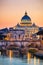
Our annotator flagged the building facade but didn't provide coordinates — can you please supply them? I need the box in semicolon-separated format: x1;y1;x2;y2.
14;12;39;35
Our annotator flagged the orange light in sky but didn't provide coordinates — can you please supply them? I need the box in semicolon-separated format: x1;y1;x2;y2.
0;0;43;29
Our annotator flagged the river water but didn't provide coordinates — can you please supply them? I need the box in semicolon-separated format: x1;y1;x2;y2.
0;52;43;65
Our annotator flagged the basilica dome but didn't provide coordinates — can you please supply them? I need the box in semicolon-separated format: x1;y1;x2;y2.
20;12;32;26
21;12;31;21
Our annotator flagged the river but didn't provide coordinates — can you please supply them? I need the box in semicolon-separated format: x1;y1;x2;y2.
0;51;43;65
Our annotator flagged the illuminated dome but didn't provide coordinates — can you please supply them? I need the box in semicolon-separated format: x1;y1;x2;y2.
21;12;31;21
20;11;32;26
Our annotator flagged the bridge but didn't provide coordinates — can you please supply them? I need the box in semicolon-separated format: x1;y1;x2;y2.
0;40;32;42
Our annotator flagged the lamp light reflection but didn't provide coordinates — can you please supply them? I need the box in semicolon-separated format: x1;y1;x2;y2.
27;52;31;64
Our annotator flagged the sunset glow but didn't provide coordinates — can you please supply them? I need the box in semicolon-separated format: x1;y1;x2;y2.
0;0;43;29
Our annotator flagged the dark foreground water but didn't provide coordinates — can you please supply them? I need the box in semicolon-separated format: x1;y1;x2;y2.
0;52;43;65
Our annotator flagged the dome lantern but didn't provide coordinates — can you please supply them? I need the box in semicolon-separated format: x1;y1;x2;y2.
25;11;27;15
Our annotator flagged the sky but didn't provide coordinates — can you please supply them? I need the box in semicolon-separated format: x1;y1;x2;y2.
0;0;43;29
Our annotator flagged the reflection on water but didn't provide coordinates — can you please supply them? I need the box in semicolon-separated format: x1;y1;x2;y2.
38;59;40;65
34;57;40;65
9;50;13;57
34;57;36;65
9;50;13;60
0;50;43;65
27;52;31;64
0;52;1;55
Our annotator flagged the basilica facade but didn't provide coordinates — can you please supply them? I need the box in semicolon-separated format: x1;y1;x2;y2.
15;12;39;35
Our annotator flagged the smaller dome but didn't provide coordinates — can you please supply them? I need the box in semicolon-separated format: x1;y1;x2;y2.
16;23;20;27
21;12;31;21
32;23;37;27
